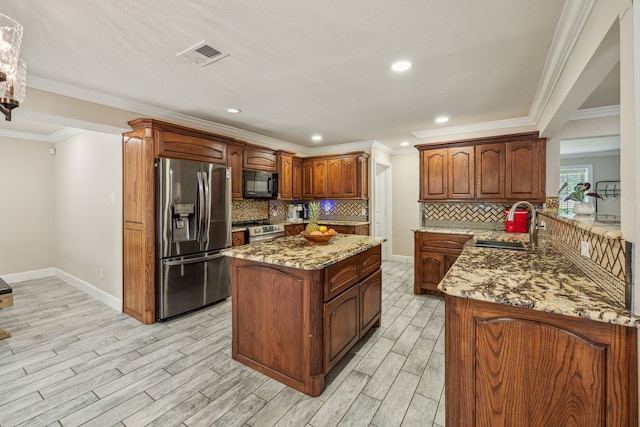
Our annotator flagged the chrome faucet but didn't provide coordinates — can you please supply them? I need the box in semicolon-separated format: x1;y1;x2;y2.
507;201;538;250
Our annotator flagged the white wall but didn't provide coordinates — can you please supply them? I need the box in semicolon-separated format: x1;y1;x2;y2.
390;152;419;258
0;138;55;275
54;131;123;303
560;154;620;183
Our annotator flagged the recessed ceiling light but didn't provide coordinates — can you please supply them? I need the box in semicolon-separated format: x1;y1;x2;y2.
400;141;410;147
312;134;322;142
391;60;412;72
435;116;449;123
226;108;241;114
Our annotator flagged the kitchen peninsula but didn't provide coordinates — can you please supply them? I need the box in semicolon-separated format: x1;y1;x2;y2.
439;228;639;426
222;234;385;396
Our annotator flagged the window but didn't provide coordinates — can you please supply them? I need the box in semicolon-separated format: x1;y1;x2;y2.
559;164;592;214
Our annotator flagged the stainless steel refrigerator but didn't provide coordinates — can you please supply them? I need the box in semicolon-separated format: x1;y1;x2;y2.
155;157;232;320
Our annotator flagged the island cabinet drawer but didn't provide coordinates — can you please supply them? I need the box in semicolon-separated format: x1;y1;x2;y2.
360;246;381;278
417;232;471;252
324;256;360;301
324;246;382;301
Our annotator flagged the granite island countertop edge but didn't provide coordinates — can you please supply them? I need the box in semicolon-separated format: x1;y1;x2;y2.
222;234;386;270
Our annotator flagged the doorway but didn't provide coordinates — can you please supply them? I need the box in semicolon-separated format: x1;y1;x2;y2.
373;159;391;260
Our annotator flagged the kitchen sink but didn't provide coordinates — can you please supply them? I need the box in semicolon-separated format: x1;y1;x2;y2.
473;239;527;251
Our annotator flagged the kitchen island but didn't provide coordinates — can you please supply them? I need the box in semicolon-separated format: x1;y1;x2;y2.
439;233;639;426
222;234;385;396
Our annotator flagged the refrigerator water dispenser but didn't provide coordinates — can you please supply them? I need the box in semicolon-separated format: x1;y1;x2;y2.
173;203;195;241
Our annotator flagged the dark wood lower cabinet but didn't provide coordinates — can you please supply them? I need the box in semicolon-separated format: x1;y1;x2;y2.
445;295;638;426
231;230;246;246
414;231;471;295
231;245;382;396
326;224;369;235
284;223;305;236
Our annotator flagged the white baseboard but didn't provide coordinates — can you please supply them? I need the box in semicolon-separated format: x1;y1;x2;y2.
1;268;56;284
55;269;122;313
389;255;414;264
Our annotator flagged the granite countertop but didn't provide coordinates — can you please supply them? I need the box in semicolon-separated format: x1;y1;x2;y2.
436;233;640;328
222;234;385;270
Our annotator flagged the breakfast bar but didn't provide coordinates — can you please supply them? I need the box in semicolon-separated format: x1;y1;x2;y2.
222;234;385;396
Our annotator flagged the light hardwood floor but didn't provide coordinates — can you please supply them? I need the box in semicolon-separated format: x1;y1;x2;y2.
0;261;446;427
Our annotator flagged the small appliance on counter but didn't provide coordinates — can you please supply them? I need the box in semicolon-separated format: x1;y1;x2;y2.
286;204;306;222
505;208;528;233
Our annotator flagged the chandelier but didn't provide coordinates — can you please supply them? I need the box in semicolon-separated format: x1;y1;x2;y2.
0;13;26;121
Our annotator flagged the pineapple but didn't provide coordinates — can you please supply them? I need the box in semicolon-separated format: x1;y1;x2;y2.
305;202;321;233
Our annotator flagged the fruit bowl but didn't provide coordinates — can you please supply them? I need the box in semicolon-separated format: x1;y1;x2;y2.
300;231;337;245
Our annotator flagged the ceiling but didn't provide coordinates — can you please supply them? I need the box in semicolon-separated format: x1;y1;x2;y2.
0;1;620;149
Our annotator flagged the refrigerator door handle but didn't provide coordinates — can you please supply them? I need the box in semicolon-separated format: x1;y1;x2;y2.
162;253;225;267
196;171;205;242
203;170;211;248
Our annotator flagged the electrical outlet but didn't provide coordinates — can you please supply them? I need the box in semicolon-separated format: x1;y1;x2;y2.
99;268;104;279
110;193;116;204
580;241;590;257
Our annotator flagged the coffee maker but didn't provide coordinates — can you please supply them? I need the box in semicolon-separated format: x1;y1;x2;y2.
287;204;305;222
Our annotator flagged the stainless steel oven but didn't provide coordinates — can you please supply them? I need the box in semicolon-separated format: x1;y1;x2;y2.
247;224;285;243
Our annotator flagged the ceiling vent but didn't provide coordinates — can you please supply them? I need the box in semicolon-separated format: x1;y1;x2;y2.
177;41;229;67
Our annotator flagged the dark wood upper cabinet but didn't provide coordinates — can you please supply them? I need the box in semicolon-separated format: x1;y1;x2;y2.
420;148;448;200
327;159;342;198
155;130;228;164
341;157;358;198
506;139;545;200
447;146;474;199
302;161;314;199
417;132;545;202
476;143;506;200
277;151;295;200
227;142;244;201
243;146;277;172
292;157;303;199
313;160;328;198
302;152;369;200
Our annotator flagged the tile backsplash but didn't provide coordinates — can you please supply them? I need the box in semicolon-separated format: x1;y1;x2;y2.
538;211;631;309
232;200;269;223
233;199;368;223
422;202;542;230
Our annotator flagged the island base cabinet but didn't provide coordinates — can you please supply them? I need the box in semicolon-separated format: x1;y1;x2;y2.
445;295;638;427
232;260;325;396
324;285;359;372
230;245;382;397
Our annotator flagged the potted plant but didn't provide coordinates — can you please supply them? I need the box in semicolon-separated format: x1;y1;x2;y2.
559;182;604;215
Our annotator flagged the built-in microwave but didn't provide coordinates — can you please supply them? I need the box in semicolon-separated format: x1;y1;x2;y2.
242;170;278;199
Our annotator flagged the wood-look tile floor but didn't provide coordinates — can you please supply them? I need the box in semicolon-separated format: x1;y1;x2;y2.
0;261;446;427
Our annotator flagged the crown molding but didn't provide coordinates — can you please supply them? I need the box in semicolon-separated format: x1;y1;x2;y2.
528;0;597;122
27;76;312;151
0;125;85;142
411;116;536;139
569;105;620;120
